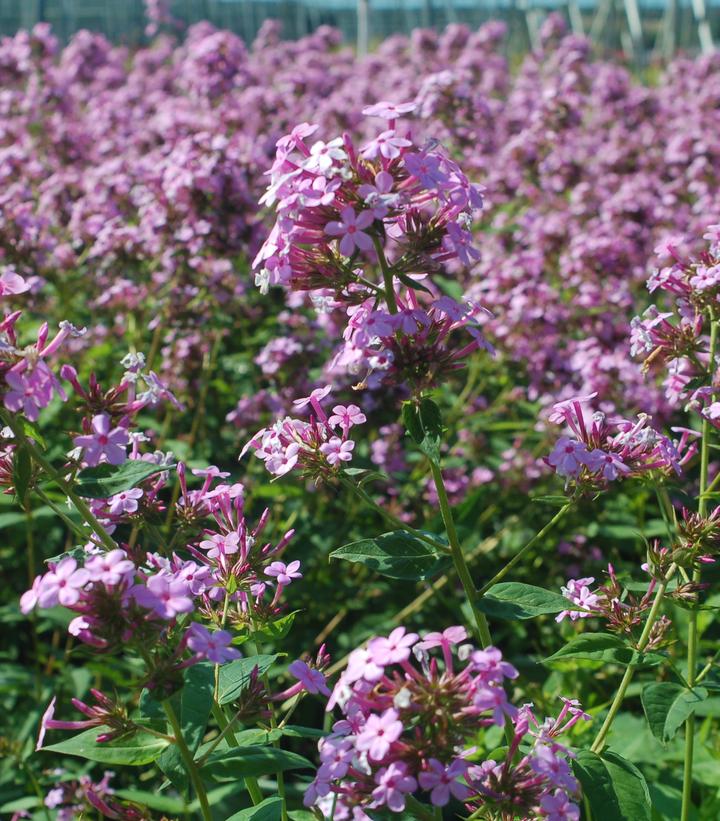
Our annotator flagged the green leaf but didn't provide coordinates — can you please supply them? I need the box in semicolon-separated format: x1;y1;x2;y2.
342;467;389;486
477;583;572;620
157;663;215;791
75;460;174;498
641;682;708;742
218;655;279;705
544;633;665;666
113;790;186;814
201;746;312;780
41;728;169;765
572;749;651;821
402;398;443;463
329;529;449;581
12;445;32;505
251;611;298;642
225;797;284;821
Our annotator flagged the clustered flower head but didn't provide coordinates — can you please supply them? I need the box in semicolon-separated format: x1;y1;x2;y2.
304;625;586;818
241;385;365;478
546;392;692;492
39;769;149;821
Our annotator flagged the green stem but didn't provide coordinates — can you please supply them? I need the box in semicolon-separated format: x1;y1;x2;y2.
681;309;717;821
476;503;573;598
429;461;492;648
163;701;212;821
2;412;118;552
372;236;397;314
590;565;676;753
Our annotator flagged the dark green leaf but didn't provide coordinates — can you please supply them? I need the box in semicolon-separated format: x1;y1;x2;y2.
201;746;312;780
572;749;651;821
477;583;572;620
330;529;449;581
641;682;708;742
75;460;174;499
544;633;665;666
225;797;284;821
41;728;169;765
113;790;186;814
218;655;279;705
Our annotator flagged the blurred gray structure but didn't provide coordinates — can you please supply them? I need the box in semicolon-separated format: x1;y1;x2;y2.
0;0;716;60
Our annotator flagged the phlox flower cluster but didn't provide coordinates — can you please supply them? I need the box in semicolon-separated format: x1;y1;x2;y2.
304;626;586;819
242;385;365;478
546;391;692;491
37;769;148;821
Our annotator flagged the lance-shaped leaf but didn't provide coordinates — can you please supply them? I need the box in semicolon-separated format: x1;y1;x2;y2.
477;583;573;620
75;460;174;498
41;727;169;765
330;530;449;581
641;681;708;742
572;749;651;821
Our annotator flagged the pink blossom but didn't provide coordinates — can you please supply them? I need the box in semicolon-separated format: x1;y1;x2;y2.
38;558;90;608
325;207;375;256
368;626;419;665
360;130;412;160
361;101;417;119
84;549;135;585
73;414;128;466
418;758;472;806
107;487;143;516
356;708;403;760
265;560;302;586
328;404;367;432
199;531;240;559
320;437;355;466
289;659;331;696
371;762;417;811
132;573;194;619
186;623;241;663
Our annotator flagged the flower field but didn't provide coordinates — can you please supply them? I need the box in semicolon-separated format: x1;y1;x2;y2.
2;10;720;820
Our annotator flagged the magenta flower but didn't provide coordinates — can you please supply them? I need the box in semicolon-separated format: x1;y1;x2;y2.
288;659;331;696
186;623;240;663
73;414;128;466
199;531;240;559
318;736;355;780
371;762;417;811
265;560;302;586
356;708;403;761
132;573;194;619
0;268;30;296
418;758;472;806
547;436;588;478
38;558;90;608
319;437;355;466
361;130;412;160
469;646;519;682
540;789;581;821
344;647;384;684
367;626;418;665
361;101;416;119
325;207;374;256
585;449;630;481
328;404;367;432
85;549;135;586
107;487;143;516
473;684;518;726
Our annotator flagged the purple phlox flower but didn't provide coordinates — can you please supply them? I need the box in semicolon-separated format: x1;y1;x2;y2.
199;531;240;559
469;646;518;682
107;487;143;516
320;436;355;466
371;761;417;811
305;137;347;172
356;707;403;761
584;449;630;481
185;623;240;663
318;735;355;780
345;646;384;684
289;659;331;696
0;268;30;296
531;744;578;792
325;207;375;256
73;414;128;466
38;557;90;608
84;549;135;586
132;572;194;619
539;790;581;821
361;130;412;160
444;221;481;266
403;152;449;189
547;436;589;478
418;758;472;806
265;559;302;586
361;101;417;119
473;683;518;726
556;577;600;622
367;626;419;665
328;404;367;432
358;171;397;218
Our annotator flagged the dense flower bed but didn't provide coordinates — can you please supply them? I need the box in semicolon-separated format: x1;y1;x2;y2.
2;9;720;821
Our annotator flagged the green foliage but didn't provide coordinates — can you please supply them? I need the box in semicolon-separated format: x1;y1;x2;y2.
74;460;174;498
330;530;450;580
